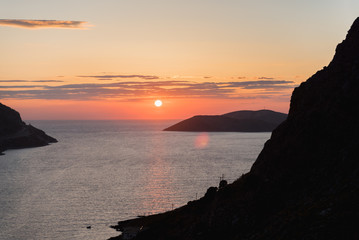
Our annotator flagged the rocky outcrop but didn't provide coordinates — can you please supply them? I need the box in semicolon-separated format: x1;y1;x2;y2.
0;103;57;154
110;17;359;240
163;110;287;132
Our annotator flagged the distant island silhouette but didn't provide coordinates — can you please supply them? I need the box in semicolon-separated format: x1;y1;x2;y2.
110;17;359;240
164;110;287;132
0;103;57;154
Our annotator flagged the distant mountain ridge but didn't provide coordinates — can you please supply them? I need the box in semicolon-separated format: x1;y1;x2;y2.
163;110;287;132
0;102;57;154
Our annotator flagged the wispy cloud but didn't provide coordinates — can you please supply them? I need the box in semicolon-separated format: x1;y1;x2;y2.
258;77;275;80
0;19;89;29
223;80;294;90
0;79;297;101
171;75;211;79
32;80;65;83
0;85;44;89
0;80;63;83
78;75;160;80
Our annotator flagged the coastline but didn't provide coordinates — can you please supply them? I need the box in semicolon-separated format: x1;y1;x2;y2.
108;17;359;240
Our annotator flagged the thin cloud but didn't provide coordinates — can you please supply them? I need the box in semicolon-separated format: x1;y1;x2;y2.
258;77;275;80
0;19;89;29
0;80;28;83
0;85;43;89
0;80;64;83
32;80;64;83
0;80;297;100
79;75;160;80
223;80;295;89
171;75;205;79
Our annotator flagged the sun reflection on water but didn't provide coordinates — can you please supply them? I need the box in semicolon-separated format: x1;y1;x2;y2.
195;132;209;149
142;157;175;215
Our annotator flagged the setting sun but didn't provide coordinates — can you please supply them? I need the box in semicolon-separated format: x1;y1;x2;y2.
154;100;163;107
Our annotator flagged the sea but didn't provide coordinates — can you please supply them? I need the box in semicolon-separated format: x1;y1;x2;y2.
0;120;270;240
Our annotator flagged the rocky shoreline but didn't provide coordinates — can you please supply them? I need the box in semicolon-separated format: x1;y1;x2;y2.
0;103;57;155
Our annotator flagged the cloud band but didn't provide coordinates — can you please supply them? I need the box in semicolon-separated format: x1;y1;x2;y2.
0;19;88;29
0;79;296;101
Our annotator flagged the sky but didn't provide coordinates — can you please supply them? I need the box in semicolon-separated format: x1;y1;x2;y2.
1;0;359;120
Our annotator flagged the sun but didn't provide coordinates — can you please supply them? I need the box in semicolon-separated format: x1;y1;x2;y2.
154;99;162;107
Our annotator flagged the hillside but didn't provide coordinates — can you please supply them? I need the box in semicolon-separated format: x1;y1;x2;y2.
110;17;359;240
0;103;57;154
163;110;287;132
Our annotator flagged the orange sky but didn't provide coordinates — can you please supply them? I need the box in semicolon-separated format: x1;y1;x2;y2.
1;1;358;120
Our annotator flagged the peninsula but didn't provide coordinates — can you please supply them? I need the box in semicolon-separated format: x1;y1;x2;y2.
163;110;287;132
0;103;57;154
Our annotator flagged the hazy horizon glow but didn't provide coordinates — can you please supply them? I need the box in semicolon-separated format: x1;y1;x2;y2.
1;1;359;120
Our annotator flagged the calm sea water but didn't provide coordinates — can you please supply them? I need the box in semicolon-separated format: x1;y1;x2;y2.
0;120;270;240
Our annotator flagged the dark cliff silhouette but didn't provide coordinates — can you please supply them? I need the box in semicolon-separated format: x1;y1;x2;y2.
0;103;57;154
163;110;287;132
110;17;359;240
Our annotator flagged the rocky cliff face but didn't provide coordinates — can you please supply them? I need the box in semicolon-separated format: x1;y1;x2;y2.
110;17;359;240
0;103;24;135
0;103;57;154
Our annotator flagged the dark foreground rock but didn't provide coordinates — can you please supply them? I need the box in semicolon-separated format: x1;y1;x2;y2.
0;103;57;154
110;17;359;240
163;110;287;132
